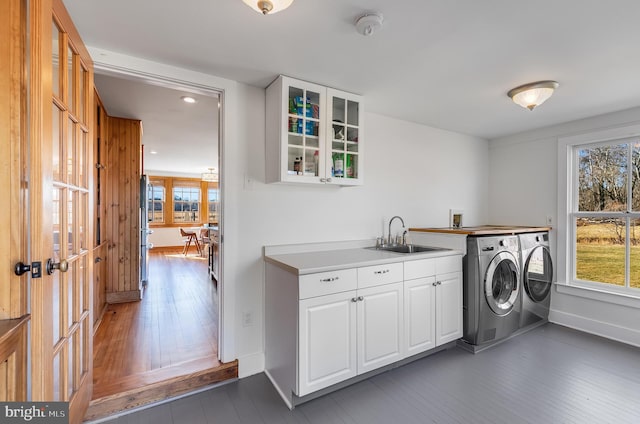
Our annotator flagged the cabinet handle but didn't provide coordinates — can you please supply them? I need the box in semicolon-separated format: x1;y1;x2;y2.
320;178;326;182
351;297;358;302
358;296;364;301
432;282;438;286
374;269;390;274
320;276;339;282
436;281;442;286
325;177;332;183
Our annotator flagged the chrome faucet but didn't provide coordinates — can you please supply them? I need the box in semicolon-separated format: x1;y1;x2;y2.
388;216;406;245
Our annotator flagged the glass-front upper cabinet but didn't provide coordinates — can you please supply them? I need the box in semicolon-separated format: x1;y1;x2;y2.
266;75;363;186
326;88;363;185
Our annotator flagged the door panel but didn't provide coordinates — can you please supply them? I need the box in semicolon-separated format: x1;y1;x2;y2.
357;282;403;374
436;272;463;345
0;0;28;402
298;291;357;396
29;1;94;421
404;277;436;356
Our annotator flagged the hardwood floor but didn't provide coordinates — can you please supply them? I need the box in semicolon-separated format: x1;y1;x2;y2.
86;251;237;421
94;323;639;424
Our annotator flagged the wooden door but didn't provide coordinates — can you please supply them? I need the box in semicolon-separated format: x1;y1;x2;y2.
0;0;29;402
29;1;94;422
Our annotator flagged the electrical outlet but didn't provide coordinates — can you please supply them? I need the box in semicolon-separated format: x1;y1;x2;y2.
546;215;553;225
242;311;254;327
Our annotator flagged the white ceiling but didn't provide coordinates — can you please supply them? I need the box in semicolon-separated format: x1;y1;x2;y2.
94;74;219;177
65;0;640;143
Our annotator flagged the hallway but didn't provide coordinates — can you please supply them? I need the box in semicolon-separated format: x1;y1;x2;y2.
87;250;236;421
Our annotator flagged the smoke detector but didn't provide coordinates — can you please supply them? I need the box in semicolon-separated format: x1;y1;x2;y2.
355;13;384;36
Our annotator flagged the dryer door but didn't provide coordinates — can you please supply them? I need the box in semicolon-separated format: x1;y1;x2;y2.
523;246;553;302
484;251;519;315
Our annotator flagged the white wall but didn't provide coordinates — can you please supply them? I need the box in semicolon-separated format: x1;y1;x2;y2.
89;47;490;377
489;106;640;347
149;227;204;248
234;90;489;375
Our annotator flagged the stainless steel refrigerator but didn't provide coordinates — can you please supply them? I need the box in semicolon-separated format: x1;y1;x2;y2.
140;175;153;286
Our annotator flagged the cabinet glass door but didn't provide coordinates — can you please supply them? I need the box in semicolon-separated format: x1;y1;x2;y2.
328;90;361;184
287;85;321;177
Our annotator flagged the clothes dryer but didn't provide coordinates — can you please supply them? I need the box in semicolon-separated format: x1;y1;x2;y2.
462;235;521;350
518;232;553;329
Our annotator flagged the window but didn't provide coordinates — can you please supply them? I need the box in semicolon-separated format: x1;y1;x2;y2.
571;139;640;291
148;184;165;224
146;176;213;227
207;188;219;224
173;186;201;223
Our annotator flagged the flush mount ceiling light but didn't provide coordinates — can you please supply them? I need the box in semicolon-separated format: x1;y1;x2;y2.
355;12;384;36
181;96;197;104
242;0;293;15
201;168;218;182
507;80;559;111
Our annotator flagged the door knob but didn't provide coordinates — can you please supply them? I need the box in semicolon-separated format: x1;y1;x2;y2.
14;262;31;276
47;258;69;275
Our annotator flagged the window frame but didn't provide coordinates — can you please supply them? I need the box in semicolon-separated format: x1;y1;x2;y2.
558;123;640;300
172;184;201;224
207;187;219;224
146;176;217;228
147;182;166;224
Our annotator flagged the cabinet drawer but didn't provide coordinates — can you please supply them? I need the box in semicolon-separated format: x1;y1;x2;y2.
436;255;462;274
299;268;358;299
357;262;403;289
404;258;436;281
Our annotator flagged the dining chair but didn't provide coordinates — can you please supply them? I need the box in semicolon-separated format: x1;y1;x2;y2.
180;228;201;255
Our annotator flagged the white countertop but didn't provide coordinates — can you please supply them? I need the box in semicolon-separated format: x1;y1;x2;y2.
264;247;462;275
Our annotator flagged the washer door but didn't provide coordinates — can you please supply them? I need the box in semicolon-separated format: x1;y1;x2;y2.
484;251;519;315
523;246;553;302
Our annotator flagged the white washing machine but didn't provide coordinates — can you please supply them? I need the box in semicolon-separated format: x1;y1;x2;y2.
461;235;521;352
518;232;553;330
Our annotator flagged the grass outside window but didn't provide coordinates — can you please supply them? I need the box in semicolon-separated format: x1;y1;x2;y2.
576;222;640;289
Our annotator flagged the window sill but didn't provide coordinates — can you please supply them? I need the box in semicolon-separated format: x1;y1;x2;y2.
555;281;640;309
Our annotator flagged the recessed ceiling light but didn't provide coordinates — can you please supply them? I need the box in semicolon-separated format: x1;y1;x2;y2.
181;96;197;104
150;150;158;155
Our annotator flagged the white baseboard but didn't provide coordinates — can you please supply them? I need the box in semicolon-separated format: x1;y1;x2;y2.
550;309;640;348
238;351;265;378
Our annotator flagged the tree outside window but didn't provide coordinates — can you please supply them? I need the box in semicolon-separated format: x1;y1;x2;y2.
574;140;640;289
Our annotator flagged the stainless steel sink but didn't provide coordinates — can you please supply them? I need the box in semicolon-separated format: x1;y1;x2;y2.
367;244;450;254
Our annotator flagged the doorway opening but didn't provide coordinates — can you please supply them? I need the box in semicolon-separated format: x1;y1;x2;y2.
85;70;233;421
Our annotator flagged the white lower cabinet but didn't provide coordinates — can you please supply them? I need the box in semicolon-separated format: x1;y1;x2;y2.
264;253;461;408
357;282;404;374
404;276;437;356
403;256;462;357
435;271;463;345
298;270;403;396
298;291;357;396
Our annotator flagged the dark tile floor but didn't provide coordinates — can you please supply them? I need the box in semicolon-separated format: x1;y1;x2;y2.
93;324;640;424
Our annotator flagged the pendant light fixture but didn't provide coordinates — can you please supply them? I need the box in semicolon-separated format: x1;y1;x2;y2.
201;168;218;182
242;0;294;15
507;80;559;111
